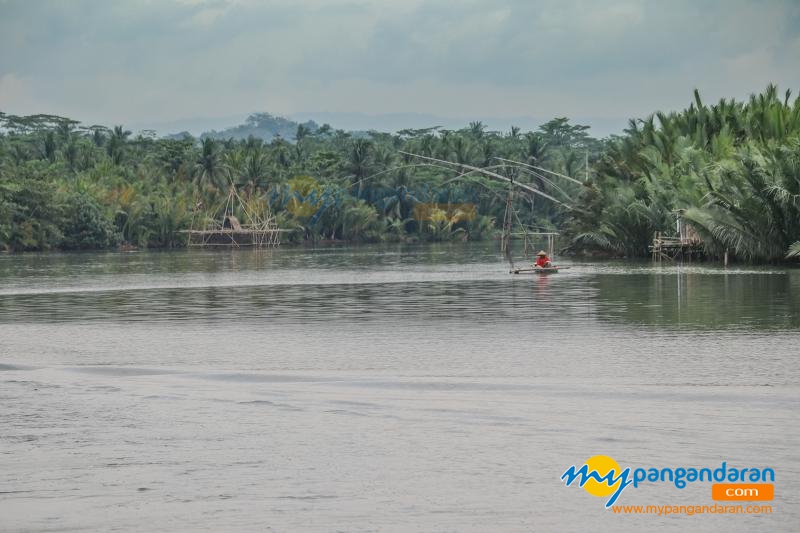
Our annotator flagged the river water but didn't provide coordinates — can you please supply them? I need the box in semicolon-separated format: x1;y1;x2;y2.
1;243;798;532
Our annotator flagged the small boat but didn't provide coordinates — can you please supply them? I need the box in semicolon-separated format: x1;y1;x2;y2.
510;266;562;274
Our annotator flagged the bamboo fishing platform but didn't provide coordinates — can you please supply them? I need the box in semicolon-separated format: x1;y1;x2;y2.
650;233;704;261
184;186;286;248
184;217;285;247
650;214;706;261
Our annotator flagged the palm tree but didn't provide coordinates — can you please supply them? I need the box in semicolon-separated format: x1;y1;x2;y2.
107;125;131;165
87;126;108;147
340;200;380;241
346;139;372;196
223;149;246;187
194;138;222;189
452;135;474;168
240;149;270;194
468;121;486;139
523;132;548;165
573;85;800;261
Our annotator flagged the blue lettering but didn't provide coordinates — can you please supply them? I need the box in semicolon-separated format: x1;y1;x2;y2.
713;462;727;482
674;468;687;488
561;464;633;508
633;468;646;487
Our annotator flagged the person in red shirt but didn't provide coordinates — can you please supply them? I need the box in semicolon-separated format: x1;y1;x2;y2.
534;250;552;268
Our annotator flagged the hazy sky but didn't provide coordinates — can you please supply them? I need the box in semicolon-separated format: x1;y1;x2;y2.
1;0;799;134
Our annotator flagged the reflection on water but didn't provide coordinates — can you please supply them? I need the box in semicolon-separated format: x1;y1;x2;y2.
1;245;797;331
1;244;798;532
594;270;800;330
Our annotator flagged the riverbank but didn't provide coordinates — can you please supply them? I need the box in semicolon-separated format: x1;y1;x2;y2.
4;86;798;262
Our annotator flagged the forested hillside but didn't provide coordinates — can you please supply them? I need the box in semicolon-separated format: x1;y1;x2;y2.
200;113;320;142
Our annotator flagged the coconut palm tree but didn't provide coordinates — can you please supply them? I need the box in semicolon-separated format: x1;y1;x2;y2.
346;139;373;196
240;149;271;194
194;138;223;189
107;126;131;165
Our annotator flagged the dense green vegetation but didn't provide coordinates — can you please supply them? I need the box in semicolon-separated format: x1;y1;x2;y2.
570;84;800;262
1;85;798;262
0;111;599;251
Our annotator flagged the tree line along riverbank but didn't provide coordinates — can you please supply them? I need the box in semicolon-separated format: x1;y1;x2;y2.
1;85;798;263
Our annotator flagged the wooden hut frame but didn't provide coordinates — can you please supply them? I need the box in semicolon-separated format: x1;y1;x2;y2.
185;186;282;248
650;211;704;261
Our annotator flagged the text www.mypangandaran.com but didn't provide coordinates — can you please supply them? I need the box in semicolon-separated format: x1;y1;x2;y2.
612;504;772;515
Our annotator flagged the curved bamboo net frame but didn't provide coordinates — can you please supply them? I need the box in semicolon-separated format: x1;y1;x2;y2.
186;186;281;248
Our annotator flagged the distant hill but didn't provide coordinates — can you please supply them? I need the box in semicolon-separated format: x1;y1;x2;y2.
156;111;624;142
199;113;319;142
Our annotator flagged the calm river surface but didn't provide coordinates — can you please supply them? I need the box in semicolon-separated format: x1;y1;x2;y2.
1;243;798;532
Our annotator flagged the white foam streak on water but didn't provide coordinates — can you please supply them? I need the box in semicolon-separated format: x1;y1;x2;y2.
1;245;799;532
0;263;788;298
